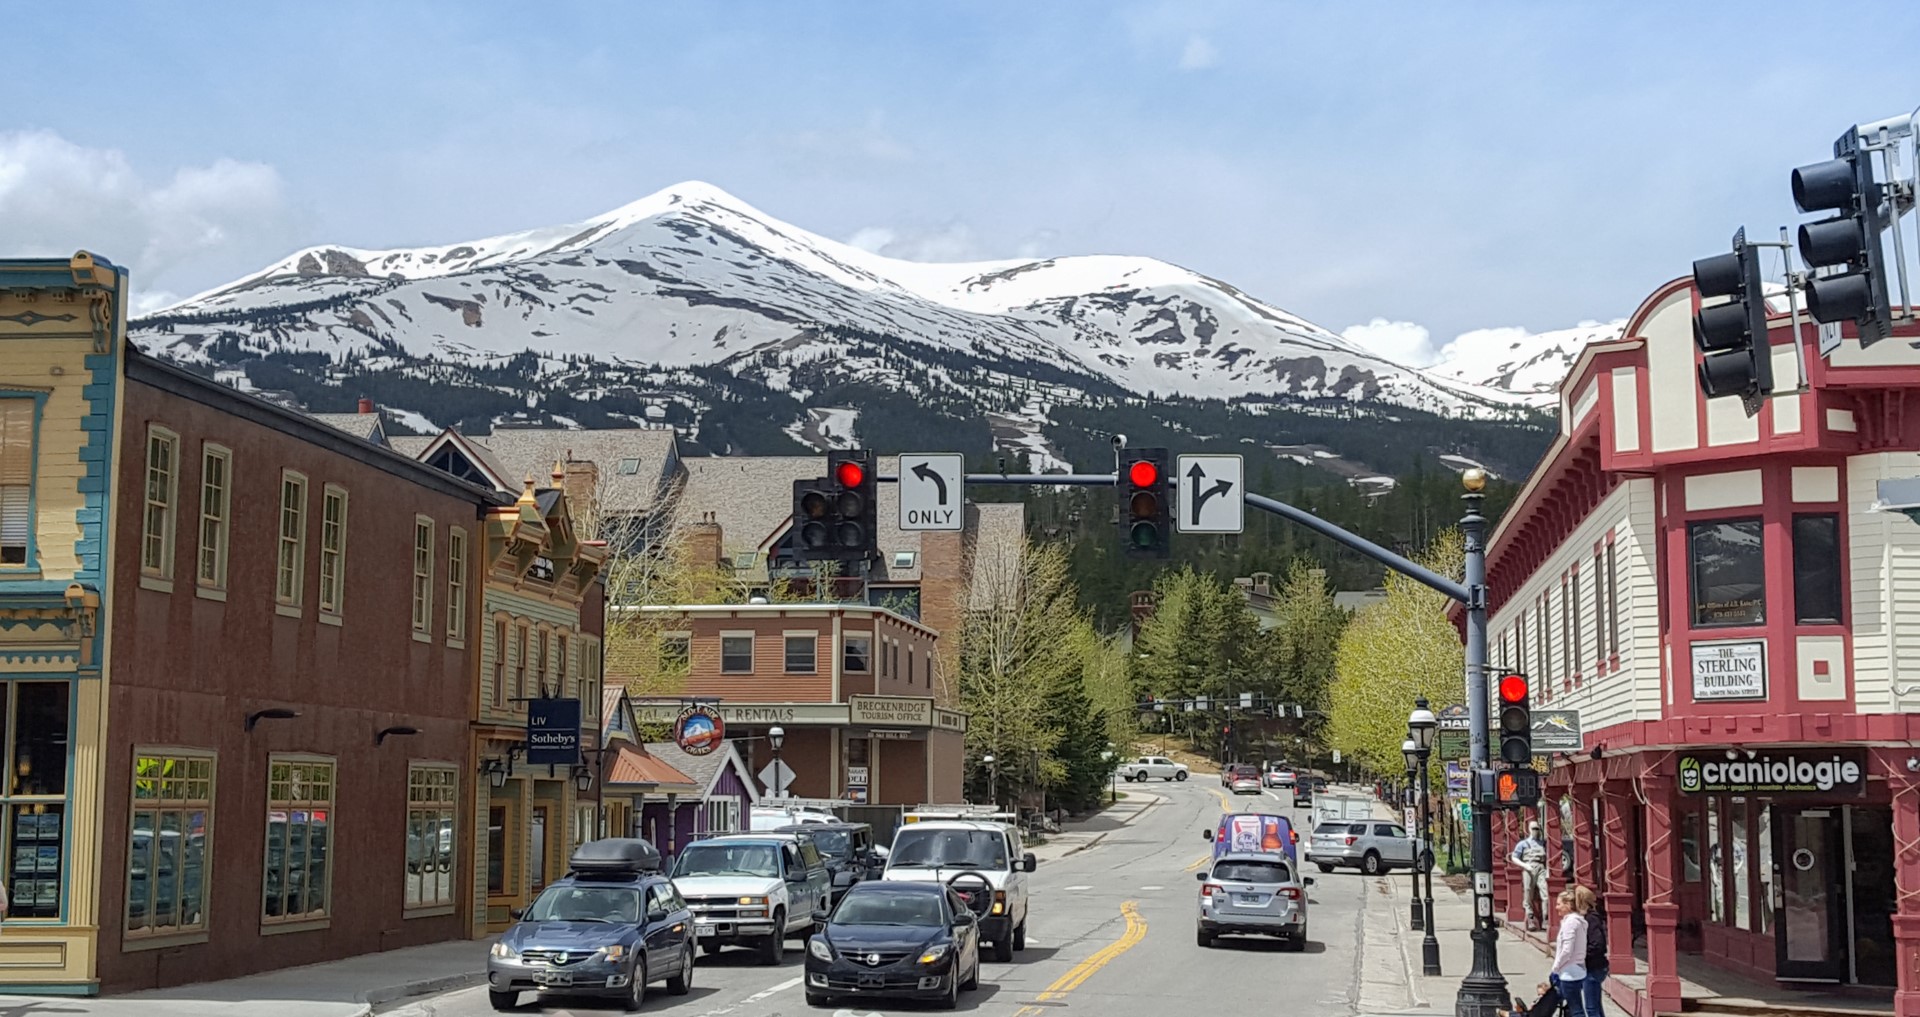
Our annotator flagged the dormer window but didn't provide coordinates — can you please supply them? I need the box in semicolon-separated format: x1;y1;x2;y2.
529;555;556;583
618;458;640;475
892;551;916;570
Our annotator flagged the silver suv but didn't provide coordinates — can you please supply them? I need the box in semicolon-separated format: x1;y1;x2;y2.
1195;852;1313;950
1306;820;1415;875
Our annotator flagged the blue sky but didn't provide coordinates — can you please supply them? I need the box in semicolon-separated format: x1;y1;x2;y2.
5;1;1916;365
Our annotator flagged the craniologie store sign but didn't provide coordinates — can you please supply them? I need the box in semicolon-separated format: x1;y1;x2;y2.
1678;748;1867;797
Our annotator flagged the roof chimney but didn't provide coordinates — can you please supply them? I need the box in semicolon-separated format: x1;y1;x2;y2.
357;397;375;414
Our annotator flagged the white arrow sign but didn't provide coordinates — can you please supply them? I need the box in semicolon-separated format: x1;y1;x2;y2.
1176;454;1244;533
898;453;964;531
758;759;795;796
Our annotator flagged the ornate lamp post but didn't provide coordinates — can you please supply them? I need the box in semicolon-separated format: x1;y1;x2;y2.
1409;696;1441;976
983;753;997;808
1402;737;1423;931
768;725;786;797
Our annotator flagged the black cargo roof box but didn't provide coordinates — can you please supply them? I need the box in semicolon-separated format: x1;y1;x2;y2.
568;838;662;875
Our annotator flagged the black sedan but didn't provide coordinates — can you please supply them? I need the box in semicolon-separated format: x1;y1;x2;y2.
805;879;983;1009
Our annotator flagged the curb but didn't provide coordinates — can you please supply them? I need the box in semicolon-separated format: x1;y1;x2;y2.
362;970;488;1011
1058;792;1161;858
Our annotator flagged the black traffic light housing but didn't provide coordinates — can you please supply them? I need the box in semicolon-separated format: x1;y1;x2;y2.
1497;672;1532;765
1118;447;1172;559
1693;227;1773;408
1794;127;1893;346
790;450;878;563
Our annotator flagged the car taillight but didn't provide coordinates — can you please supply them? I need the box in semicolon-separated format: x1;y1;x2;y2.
1345;835;1357;845
1290;831;1298;844
1279;887;1302;900
1201;883;1222;897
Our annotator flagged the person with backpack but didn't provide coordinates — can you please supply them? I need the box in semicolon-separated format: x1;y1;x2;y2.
1575;885;1608;1016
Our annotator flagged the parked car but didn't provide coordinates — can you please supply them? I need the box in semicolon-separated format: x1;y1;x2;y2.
1195;852;1313;950
776;822;884;906
883;819;1035;962
805;879;983;1009
671;833;831;963
1305;820;1416;875
487;838;693;1012
1121;756;1189;782
1229;766;1263;795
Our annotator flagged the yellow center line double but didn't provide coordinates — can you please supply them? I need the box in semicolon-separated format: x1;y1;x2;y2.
1013;901;1147;1016
1184;852;1211;872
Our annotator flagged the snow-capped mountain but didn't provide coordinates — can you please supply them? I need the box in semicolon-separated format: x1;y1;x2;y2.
1425;321;1625;397
132;182;1566;477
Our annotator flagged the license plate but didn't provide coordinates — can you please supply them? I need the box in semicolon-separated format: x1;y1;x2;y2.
1234;893;1264;905
857;974;884;988
697;924;717;937
534;970;573;987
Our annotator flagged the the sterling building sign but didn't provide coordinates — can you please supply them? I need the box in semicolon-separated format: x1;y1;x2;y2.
1678;748;1867;797
1690;640;1767;701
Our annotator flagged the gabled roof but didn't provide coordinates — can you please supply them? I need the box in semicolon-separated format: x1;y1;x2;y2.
607;745;694;790
680;455;936;580
410;429;518;493
644;740;760;805
474;427;681;512
306;412;389;447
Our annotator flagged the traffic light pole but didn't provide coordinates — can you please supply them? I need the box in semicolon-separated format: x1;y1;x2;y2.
895;468;1504;1017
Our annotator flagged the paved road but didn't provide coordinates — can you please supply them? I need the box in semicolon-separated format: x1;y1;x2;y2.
383;782;1384;1016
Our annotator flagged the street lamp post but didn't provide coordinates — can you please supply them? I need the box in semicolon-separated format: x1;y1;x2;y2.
1410;697;1442;976
768;726;786;797
983;753;997;808
1402;738;1423;931
1457;468;1509;1017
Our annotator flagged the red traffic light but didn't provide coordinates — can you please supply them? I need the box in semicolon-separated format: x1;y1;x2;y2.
835;460;866;489
1498;674;1528;704
1128;460;1159;488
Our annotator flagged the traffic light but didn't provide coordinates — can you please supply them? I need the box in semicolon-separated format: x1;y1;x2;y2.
1794;128;1892;346
1497;672;1532;765
1692;228;1773;402
790;450;878;562
1118;448;1171;558
1496;767;1541;807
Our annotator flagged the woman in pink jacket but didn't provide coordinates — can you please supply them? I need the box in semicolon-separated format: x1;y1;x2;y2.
1550;887;1591;1017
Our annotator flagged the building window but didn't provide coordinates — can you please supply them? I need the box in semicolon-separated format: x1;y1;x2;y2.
1729;797;1750;929
1793;514;1842;625
411;517;434;634
533;629;549;697
263;756;334;922
318;486;348;615
515;624;529;702
446;528;468;640
844;634;872;672
618;457;640;475
573;804;595;848
705;799;740;833
276;471;307;606
0;399;33;567
405;765;456;909
142;427;179;577
1570;572;1583;674
1605;538;1621;658
785;634;816;673
1705;797;1723;924
126;752;213;936
492;619;509;708
2;682;69;918
196;445;231;588
721;634;754;673
660;634;690;670
558;633;571;697
1690;518;1764;628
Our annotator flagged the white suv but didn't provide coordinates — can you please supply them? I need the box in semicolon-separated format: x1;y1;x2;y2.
670;833;830;963
1121;755;1189;782
882;820;1036;962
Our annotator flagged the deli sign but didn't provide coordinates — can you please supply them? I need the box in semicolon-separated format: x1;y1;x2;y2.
1677;748;1867;797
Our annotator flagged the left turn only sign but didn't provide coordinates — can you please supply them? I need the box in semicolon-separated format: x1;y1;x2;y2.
899;453;964;530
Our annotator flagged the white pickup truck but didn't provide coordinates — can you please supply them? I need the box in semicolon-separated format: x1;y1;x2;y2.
882;819;1036;962
1119;755;1189;782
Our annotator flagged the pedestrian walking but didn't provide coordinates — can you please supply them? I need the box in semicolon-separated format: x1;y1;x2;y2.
1576;885;1608;1016
1550;887;1592;1017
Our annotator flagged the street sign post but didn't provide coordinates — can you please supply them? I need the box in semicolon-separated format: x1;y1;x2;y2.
1176;454;1244;533
759;759;795;796
898;453;964;531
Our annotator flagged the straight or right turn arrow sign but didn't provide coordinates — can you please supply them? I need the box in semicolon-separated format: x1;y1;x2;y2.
1176;454;1243;533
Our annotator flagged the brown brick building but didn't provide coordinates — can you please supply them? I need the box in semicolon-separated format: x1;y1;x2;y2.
96;355;501;991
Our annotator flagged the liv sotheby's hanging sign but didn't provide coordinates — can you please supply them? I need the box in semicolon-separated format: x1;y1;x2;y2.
1677;748;1867;797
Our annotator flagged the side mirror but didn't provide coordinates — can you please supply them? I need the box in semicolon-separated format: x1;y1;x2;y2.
509;908;525;921
811;909;830;925
1194;871;1208;882
1202;829;1214;842
647;908;668;922
1304;877;1316;886
1022;853;1037;872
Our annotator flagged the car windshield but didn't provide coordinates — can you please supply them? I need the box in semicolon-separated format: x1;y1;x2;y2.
674;842;780;878
833;891;943;927
1213;859;1292;883
525;885;642;923
808;830;850;855
1313;823;1346;835
889;829;1008;869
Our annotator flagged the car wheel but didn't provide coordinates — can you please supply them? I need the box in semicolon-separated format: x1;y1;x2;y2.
806;990;832;1008
938;969;961;1010
1317;863;1335;873
759;912;787;964
962;948;981;990
1196;927;1214;948
623;957;648;1012
992;935;1014;962
1288;930;1309;952
1175;771;1187;781
1362;851;1383;875
487;989;517;1012
1013;920;1027;951
667;942;694;995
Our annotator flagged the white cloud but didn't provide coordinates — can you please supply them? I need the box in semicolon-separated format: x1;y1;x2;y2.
1179;36;1219;70
0;130;302;308
843;222;978;263
1340;318;1438;367
847;227;898;254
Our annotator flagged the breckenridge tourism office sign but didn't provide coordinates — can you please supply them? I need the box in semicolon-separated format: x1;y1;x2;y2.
1691;639;1767;701
1677;748;1867;796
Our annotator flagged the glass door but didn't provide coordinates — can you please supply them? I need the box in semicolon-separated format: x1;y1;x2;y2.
530;806;549;892
1775;808;1848;982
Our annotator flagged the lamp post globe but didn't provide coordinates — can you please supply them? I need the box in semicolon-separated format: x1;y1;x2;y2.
1408;697;1438;752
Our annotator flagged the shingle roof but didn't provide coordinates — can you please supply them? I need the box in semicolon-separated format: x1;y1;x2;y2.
390;435;433;457
473;428;680;511
307;412;387;445
678;455;924;580
644;741;727;794
607;745;696;789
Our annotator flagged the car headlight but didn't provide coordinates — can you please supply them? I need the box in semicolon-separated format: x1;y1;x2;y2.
490;942;518;959
809;938;834;961
918;944;950;964
739;896;767;906
597;944;626;960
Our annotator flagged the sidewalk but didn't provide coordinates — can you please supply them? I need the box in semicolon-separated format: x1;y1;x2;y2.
0;937;491;1017
1359;867;1631;1017
1027;789;1162;861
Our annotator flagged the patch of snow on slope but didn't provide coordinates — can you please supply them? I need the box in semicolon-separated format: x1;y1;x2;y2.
1426;320;1627;397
